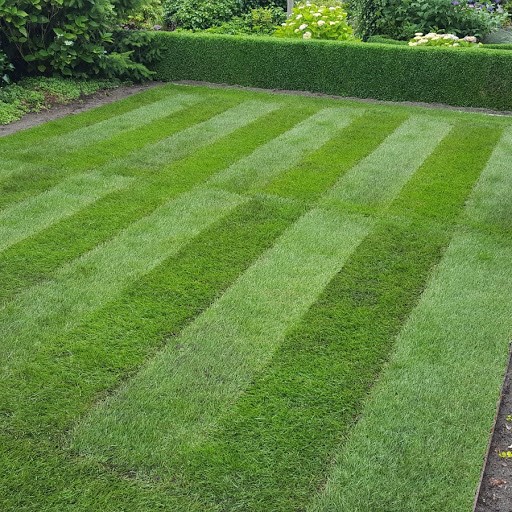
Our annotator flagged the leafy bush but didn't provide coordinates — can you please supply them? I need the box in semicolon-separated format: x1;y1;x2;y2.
121;0;164;30
241;0;287;10
0;49;13;85
275;2;356;40
163;0;243;30
409;32;481;46
0;77;119;125
354;0;506;39
109;30;163;77
150;31;512;110
0;0;153;80
206;6;286;35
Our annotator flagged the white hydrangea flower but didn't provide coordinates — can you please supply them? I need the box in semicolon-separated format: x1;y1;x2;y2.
464;35;477;43
313;12;322;17
296;14;303;19
317;19;326;26
299;23;308;30
294;28;300;33
329;6;336;10
303;31;312;39
64;40;74;46
414;32;423;36
329;21;337;25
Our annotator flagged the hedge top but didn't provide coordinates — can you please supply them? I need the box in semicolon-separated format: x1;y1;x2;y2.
150;31;512;111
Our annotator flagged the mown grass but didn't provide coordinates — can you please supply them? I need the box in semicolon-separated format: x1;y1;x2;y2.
1;83;511;512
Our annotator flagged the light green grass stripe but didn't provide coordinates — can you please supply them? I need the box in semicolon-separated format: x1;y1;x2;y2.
310;231;512;512
209;108;361;192
325;116;452;208
26;93;202;154
72;209;373;472
111;100;280;174
0;172;133;252
0;188;246;371
465;126;512;233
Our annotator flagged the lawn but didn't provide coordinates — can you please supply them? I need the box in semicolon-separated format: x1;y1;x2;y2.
1;83;512;512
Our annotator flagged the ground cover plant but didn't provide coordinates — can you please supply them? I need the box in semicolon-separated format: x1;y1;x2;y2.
1;84;512;512
0;77;120;125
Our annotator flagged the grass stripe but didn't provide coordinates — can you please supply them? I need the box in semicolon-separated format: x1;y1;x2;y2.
0;196;305;438
22;93;202;155
311;230;512;512
144;123;501;511
0;172;133;252
325;116;452;209
0;188;246;371
0;85;181;153
308;126;512;512
110;99;281;176
72;208;373;474
263;110;408;201
209;107;362;192
465;126;512;234
0;97;239;210
0;106;313;306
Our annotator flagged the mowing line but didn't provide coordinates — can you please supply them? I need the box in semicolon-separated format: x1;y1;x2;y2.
173;124;502;512
309;128;512;512
263;110;408;201
0;97;258;210
19;93;202;155
0;159;42;183
108;100;281;175
72;114;453;475
72;209;373;472
0;84;183;154
0;172;133;253
465;127;512;233
0;106;311;306
324;116;452;209
0;188;247;372
208;108;362;192
0;197;305;438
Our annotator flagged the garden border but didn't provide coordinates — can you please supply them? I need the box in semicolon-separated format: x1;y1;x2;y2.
149;32;512;111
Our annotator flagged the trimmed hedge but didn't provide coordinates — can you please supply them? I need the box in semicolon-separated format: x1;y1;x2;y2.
150;32;512;110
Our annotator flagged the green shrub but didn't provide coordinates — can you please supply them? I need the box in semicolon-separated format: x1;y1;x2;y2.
163;0;243;30
149;31;512;110
206;6;286;35
121;0;164;30
241;0;286;10
354;0;506;40
275;2;355;40
0;0;153;80
0;49;13;85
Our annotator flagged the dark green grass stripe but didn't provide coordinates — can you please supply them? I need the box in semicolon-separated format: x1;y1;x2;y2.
0;96;240;210
0;196;305;439
263;110;408;201
172;123;502;512
0;106;311;306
